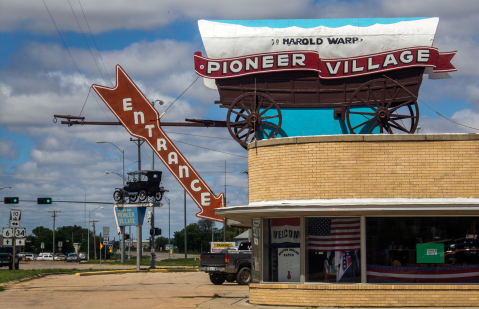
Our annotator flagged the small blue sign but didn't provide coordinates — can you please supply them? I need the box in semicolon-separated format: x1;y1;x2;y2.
115;206;147;226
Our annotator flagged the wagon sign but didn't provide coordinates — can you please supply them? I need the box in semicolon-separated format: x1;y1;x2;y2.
194;47;455;80
193;18;457;148
92;66;225;222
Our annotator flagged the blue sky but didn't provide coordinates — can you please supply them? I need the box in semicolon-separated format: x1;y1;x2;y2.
1;0;479;241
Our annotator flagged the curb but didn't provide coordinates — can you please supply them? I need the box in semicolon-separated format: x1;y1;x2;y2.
75;268;199;276
75;270;143;276
150;269;199;273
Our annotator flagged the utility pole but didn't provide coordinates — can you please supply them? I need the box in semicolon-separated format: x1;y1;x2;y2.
48;211;61;257
184;189;187;259
91;220;98;259
130;138;144;171
131;137;144;261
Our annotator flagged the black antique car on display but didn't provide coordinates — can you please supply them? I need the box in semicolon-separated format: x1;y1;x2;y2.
113;170;165;203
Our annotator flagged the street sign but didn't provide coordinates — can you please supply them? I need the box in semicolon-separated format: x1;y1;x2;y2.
126;239;133;247
9;220;20;228
103;240;109;245
16;238;25;246
2;228;13;238
3;238;13;246
100;243;103;250
58;241;62;248
41;242;45;249
103;226;109;237
14;227;26;238
103;236;109;243
108;244;113;249
10;209;21;221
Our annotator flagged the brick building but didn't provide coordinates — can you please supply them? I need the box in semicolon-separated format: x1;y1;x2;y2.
217;134;479;307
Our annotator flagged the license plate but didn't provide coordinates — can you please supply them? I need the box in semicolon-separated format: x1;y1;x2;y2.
208;267;216;271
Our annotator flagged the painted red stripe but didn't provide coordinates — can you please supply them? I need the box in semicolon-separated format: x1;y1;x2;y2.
367;267;479;275
368;274;479;283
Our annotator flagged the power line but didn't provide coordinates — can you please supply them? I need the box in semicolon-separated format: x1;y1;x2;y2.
68;0;108;86
77;0;114;86
42;0;127;137
170;138;247;158
383;74;479;132
165;130;232;140
161;76;200;118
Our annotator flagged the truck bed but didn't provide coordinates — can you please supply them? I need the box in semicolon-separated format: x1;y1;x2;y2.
200;253;226;267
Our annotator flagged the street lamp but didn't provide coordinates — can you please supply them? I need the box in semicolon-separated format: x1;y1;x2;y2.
88;206;104;261
105;171;126;182
96;141;125;186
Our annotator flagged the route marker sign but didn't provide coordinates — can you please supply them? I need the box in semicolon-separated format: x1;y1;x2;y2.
14;227;26;238
41;242;45;249
58;241;62;248
10;209;21;221
16;238;25;246
103;226;109;237
9;220;20;228
2;228;13;238
103;240;109;245
3;238;13;246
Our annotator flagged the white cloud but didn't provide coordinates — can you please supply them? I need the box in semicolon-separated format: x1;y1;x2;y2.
0;139;18;160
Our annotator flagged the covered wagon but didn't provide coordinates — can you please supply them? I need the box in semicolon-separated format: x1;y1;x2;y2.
194;18;456;148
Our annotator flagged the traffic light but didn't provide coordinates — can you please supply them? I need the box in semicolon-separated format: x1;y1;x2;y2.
4;197;19;204
150;228;161;236
124;234;130;240
37;197;52;204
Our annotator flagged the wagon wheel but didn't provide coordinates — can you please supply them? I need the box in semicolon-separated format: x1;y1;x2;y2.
227;92;282;149
345;78;419;134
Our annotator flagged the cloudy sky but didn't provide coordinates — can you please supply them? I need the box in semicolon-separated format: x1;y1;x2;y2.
1;0;478;243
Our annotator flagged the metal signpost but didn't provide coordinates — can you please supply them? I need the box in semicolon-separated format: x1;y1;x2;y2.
2;210;25;266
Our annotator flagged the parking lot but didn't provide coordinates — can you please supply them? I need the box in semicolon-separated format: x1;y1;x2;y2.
1;269;249;308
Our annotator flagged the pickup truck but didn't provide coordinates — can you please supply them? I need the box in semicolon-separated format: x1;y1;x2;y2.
0;246;20;270
199;241;252;285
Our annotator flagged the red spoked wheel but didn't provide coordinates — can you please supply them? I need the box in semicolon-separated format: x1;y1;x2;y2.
226;92;282;149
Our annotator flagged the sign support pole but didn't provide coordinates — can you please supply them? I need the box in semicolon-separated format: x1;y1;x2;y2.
121;226;125;263
136;225;141;270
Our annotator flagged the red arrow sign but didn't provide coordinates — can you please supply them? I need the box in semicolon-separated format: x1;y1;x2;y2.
92;65;225;222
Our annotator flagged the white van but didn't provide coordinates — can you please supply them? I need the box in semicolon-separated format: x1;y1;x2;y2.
36;253;54;261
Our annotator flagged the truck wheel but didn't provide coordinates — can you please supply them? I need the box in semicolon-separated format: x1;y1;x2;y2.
236;267;251;285
225;274;236;283
209;273;225;285
15;262;19;270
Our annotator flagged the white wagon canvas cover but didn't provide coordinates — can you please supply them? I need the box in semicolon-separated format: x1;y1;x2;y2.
195;18;456;88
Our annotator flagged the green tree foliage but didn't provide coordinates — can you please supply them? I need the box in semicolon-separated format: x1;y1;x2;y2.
173;219;247;253
154;236;171;250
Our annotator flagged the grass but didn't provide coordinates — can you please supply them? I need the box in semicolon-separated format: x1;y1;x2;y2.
0;269;81;285
83;257;200;267
212;293;221;299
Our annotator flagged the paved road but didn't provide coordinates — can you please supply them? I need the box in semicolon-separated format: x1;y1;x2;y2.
1;271;250;308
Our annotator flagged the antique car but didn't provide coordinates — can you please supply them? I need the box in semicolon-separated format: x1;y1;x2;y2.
113;170;165;203
194;18;456;148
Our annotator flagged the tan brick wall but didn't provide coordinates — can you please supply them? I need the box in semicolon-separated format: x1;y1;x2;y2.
248;134;479;202
249;283;479;307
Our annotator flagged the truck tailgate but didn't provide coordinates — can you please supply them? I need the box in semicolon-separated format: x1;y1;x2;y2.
201;253;225;267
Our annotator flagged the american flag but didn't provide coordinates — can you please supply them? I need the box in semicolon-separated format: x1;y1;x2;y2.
307;217;360;251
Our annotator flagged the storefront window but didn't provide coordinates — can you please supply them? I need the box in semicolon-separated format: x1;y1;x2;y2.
263;218;301;282
306;217;361;283
366;217;479;283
